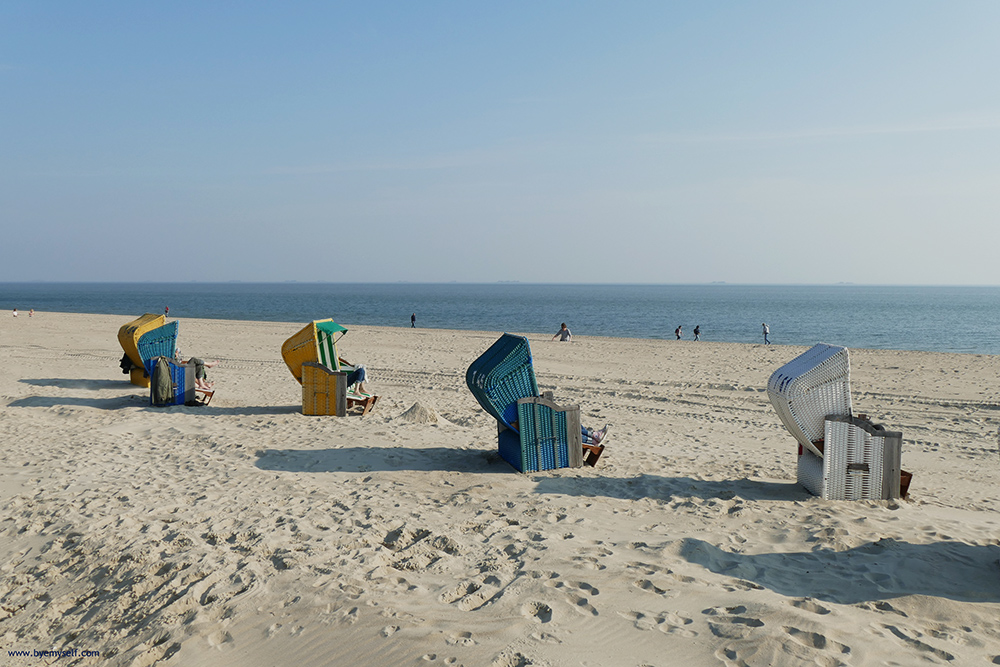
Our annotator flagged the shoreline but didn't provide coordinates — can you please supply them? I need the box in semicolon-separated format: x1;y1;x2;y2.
2;312;1000;665
8;309;1000;359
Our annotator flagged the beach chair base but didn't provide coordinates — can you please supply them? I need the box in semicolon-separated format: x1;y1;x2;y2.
195;388;215;406
302;362;348;416
149;358;195;407
797;415;908;500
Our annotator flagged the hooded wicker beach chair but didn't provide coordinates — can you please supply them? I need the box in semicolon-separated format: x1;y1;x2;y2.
466;333;598;472
282;320;379;416
118;313;166;387
767;343;909;499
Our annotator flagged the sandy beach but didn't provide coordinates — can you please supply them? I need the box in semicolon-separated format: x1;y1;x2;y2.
3;312;1000;667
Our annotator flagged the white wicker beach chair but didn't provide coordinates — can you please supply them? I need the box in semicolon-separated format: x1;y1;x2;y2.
767;343;852;457
797;416;904;500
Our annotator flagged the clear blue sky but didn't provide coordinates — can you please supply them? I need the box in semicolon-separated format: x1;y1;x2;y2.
3;2;998;284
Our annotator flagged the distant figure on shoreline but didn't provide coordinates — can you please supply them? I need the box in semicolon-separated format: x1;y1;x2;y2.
12;308;17;317
165;306;169;316
762;323;770;345
675;325;682;340
411;313;416;328
693;325;701;341
552;323;572;342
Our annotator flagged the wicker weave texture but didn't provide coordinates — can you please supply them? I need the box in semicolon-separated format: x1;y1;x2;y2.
138;321;179;373
466;334;540;430
822;417;902;500
302;362;347;416
796;447;826;497
767;343;852;456
281;319;340;385
149;358;194;407
798;418;902;500
118;313;165;385
514;397;583;472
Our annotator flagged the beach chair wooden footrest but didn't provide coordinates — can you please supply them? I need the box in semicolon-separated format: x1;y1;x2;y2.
583;443;605;467
347;392;379;416
194;388;215;406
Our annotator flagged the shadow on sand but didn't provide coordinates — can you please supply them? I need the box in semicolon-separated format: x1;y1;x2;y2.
255;446;503;474
533;474;808;503
11;379;304;416
679;537;1000;603
20;378;126;390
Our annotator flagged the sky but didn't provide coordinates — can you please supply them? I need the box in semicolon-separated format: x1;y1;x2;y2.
2;2;999;284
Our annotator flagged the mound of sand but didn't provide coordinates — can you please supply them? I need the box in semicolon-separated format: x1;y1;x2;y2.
397;401;448;424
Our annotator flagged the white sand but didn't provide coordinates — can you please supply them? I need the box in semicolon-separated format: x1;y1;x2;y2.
2;312;1000;666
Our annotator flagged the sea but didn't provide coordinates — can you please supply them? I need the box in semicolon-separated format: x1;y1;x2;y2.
2;282;999;356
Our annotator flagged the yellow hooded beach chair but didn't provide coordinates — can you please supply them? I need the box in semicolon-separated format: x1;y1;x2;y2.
118;313;166;387
282;319;378;416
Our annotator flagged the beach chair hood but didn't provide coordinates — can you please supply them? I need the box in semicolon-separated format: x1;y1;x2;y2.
282;319;348;384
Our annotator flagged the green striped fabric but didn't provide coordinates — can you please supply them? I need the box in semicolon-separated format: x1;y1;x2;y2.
315;321;347;371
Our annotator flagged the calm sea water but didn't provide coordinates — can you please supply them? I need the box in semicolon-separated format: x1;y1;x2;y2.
2;283;999;355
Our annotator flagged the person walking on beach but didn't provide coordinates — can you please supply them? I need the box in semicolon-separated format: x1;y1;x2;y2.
411;313;416;328
552;323;572;342
762;323;770;345
675;325;682;340
693;325;701;341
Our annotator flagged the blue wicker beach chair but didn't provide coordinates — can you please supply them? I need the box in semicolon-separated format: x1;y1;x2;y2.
149;356;195;407
466;334;599;472
138;321;179;376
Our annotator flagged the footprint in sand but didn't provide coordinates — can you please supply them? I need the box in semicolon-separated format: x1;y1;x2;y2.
788;598;832;615
543;579;599;616
783;626;850;654
619;610;697;637
702;606;765;640
438;577;508;611
876;624;955;662
445;630;477;646
856;599;908;617
520;601;553;623
632;578;673;596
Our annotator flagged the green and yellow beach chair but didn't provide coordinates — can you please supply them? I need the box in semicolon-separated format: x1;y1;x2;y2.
282;319;379;416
